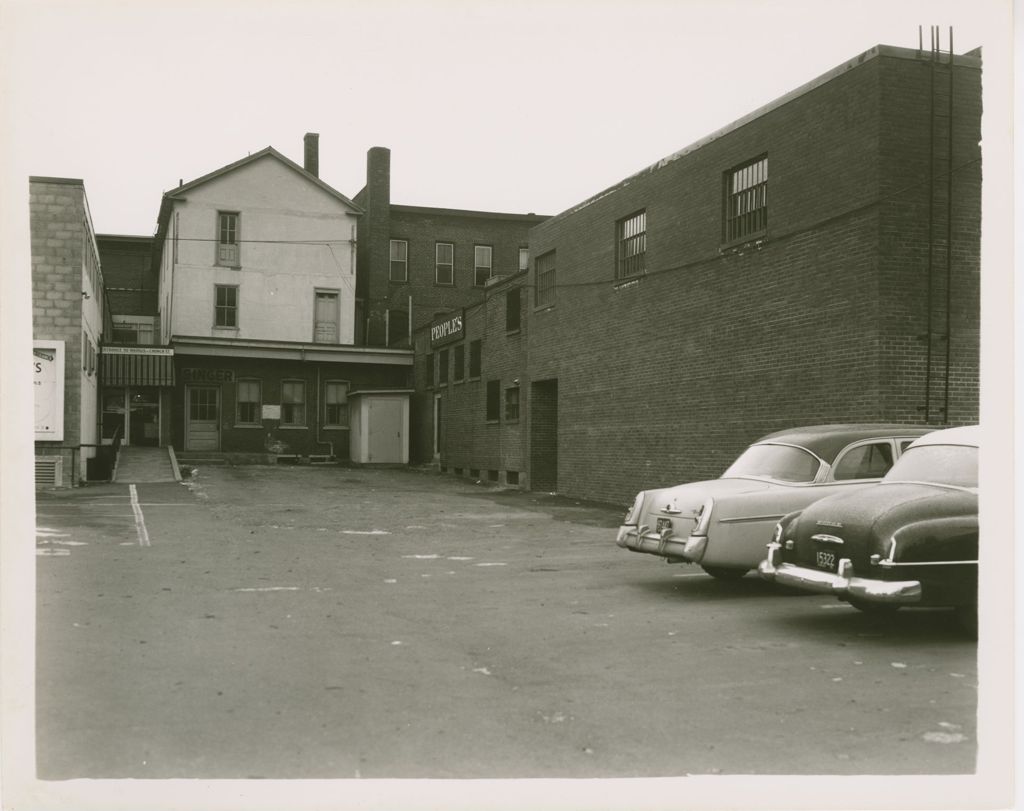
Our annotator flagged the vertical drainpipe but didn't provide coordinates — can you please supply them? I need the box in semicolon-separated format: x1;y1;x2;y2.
943;28;955;423
924;28;937;423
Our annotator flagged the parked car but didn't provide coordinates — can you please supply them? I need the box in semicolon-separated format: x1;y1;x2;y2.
615;424;935;579
758;425;978;632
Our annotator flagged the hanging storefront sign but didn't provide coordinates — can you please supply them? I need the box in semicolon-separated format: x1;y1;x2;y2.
34;340;65;441
430;310;465;348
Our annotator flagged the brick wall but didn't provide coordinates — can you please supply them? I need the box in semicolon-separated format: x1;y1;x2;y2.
520;48;981;505
31;178;90;487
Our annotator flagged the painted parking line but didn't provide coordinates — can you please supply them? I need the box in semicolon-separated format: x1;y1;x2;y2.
129;484;151;547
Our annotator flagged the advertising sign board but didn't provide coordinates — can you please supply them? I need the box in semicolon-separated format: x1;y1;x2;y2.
34;340;65;441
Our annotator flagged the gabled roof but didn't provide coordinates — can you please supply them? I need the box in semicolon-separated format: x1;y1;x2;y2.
164;146;361;212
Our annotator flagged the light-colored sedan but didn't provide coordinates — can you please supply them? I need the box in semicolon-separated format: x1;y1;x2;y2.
615;424;935;579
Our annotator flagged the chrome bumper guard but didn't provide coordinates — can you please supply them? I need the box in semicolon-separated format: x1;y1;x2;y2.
615;525;707;562
758;542;922;605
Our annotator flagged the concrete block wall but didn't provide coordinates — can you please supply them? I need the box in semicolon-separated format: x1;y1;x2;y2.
31;177;90;487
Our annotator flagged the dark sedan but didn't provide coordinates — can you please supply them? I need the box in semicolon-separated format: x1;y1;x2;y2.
758;425;978;633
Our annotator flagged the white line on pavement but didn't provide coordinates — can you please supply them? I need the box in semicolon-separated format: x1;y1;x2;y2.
129;484;151;547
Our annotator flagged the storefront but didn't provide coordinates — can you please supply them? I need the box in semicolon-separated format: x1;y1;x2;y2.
100;346;175;447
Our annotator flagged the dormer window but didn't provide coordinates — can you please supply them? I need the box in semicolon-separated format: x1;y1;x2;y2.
217;212;240;266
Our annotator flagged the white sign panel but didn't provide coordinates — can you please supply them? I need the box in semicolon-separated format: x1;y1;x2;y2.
34;340;65;441
262;404;281;420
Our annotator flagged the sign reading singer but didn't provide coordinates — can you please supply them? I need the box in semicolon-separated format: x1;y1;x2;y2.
429;311;465;348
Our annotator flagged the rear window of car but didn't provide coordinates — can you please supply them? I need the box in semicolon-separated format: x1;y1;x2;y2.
884;444;978;488
722;443;821;483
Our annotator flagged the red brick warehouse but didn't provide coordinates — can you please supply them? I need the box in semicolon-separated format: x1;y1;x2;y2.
416;43;982;505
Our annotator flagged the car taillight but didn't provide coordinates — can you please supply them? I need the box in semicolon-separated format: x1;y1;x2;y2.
623;492;645;525
692;498;714;535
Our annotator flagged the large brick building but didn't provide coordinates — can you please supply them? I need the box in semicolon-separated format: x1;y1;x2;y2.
418;44;982;505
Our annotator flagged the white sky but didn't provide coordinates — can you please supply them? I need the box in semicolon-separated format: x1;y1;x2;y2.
0;0;1012;235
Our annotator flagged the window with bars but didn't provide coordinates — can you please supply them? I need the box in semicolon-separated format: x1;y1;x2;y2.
723;155;768;244
390;239;408;282
215;285;238;328
324;381;349;427
281;380;306;426
435;242;454;285
616;210;647;279
469;340;482;379
504;385;520;421
536;250;555;307
217;212;240;266
474;245;492;287
236;379;262;426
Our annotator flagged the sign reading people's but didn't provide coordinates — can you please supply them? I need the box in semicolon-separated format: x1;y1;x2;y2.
34;340;65;441
430;311;465;348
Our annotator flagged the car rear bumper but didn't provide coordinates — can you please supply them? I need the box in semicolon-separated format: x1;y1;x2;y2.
615;526;706;562
757;542;923;604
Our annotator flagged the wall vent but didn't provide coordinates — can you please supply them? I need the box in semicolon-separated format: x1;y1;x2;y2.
35;457;63;488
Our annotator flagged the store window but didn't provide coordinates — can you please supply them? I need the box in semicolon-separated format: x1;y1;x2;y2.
325;381;350;427
281;380;306;426
236;379;262;426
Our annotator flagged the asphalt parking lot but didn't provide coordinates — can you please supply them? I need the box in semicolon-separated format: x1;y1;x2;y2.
34;465;977;779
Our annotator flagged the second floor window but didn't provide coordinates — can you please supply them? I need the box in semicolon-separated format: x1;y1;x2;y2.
474;245;492;287
453;344;465;382
314;290;339;343
281;380;306;426
536;250;556;307
506;287;521;332
616;210;646;279
519;248;529;272
438;348;449;385
215;285;238;328
390;240;408;282
504;385;520;421
217;212;240;266
436;243;454;285
236;379;261;426
724;155;768;244
469;340;482;378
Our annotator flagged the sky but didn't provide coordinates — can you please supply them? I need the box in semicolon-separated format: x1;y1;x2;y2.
0;0;1012;236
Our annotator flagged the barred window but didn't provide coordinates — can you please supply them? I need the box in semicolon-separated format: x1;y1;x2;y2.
474;245;492;287
616;210;646;279
724;155;768;243
236;379;262;425
504;386;520;421
535;250;555;307
436;242;454;285
324;381;349;427
281;380;306;426
390;240;408;282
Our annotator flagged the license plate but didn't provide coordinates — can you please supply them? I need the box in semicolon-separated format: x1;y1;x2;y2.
815;550;837;572
656;518;673;534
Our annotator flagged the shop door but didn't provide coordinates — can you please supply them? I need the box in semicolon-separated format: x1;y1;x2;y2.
186;386;220;451
129;390;161;446
433;394;443;460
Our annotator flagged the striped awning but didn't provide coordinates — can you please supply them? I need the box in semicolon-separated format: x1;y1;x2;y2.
102;349;175;386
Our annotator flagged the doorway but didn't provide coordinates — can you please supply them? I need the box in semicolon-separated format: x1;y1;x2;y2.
529;379;558;492
186;386;220;451
129;390;160;446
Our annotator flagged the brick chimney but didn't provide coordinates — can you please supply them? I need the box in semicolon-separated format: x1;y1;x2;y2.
303;132;319;177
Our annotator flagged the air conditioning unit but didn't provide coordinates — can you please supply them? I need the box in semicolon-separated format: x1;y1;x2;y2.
35;456;64;488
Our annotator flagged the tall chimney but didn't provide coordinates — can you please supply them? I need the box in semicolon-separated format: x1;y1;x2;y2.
304;132;320;177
